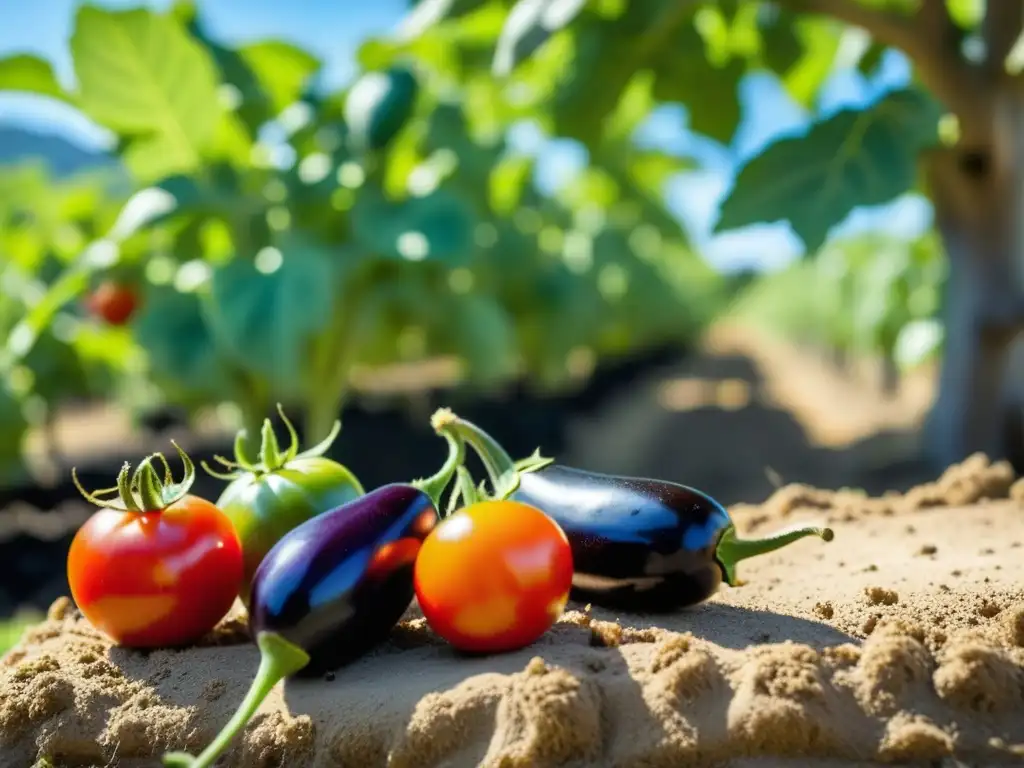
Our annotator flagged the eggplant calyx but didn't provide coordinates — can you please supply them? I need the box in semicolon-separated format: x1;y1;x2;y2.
409;430;465;509
162;631;310;768
72;441;196;513
514;448;556;476
202;404;345;480
715;522;835;587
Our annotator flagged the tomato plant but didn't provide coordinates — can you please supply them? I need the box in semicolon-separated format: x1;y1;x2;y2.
85;280;139;326
67;443;244;648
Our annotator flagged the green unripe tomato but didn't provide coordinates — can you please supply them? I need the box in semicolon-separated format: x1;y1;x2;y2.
205;406;365;606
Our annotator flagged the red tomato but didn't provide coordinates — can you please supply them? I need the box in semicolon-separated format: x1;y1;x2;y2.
414;500;573;653
85;281;139;325
67;495;244;648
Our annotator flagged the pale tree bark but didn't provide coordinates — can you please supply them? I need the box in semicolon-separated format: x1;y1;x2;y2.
782;0;1024;470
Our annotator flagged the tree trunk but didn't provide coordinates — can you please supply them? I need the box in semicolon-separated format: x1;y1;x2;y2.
923;90;1024;471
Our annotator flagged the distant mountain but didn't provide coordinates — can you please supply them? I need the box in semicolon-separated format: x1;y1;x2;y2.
0;125;115;178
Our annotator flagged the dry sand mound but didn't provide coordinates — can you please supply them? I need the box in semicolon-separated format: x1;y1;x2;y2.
3;454;1024;767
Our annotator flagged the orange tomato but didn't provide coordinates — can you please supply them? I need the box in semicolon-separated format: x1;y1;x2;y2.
67;495;243;648
413;500;573;653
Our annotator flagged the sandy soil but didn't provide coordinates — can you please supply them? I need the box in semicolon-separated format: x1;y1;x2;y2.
2;455;1023;767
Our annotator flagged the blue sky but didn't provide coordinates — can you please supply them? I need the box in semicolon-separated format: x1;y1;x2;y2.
0;0;932;272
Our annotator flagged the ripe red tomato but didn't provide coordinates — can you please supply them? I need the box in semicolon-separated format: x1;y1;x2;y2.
413;500;573;654
85;281;139;325
67;495;244;648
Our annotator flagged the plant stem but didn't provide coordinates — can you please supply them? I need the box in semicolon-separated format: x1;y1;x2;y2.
305;272;369;445
715;523;834;587
410;431;464;509
161;632;310;768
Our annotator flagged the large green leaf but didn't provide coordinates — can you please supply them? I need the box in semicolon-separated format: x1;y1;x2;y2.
0;54;70;102
492;0;588;76
350;187;476;264
715;87;942;252
651;21;745;144
553;2;687;148
396;0;493;41
134;285;233;401
71;6;221;179
203;235;338;393
237;41;320;115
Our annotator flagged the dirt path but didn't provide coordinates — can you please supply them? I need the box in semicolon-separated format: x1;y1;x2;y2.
2;455;1022;767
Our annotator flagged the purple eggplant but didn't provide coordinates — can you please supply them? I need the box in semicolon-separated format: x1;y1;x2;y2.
513;464;833;611
428;409;834;614
163;431;463;768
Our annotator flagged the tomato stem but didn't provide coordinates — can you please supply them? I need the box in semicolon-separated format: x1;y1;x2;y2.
258;418;283;471
234;428;258;471
410;430;464;509
291;417;342;462
72;442;197;514
203;404;345;481
161;631;310;768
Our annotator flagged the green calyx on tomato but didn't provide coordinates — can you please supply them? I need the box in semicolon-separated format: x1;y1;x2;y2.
413;409;573;655
72;440;198;514
68;443;244;648
203;404;366;607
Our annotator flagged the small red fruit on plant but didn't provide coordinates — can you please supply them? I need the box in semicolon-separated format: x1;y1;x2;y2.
414;491;573;654
86;280;139;325
67;443;244;648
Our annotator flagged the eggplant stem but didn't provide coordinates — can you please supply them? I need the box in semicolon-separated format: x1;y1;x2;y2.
161;632;310;768
715;523;834;587
456;466;482;507
410;431;464;510
430;408;519;501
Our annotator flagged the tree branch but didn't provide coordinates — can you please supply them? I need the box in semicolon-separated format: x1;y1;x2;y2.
778;0;990;142
982;0;1024;75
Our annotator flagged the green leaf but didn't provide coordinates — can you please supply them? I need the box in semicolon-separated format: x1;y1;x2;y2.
351;187;476;264
652;21;745;144
489;154;534;216
0;54;70;102
134;285;233;401
782;18;841;108
236;41;320;115
715;88;943;253
395;0;493;41
492;0;588;76
0;384;28;485
203;235;338;394
71;6;221;177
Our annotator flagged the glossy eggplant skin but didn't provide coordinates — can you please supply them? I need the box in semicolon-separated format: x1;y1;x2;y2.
512;464;731;612
249;483;438;676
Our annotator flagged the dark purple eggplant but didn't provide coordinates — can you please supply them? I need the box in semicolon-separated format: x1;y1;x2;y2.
430;409;834;614
163;432;463;768
513;464;832;611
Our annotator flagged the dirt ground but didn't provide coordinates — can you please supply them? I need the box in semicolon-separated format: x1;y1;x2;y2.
2;451;1023;767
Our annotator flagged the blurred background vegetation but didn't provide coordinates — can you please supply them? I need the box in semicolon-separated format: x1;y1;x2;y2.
5;0;1024;641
